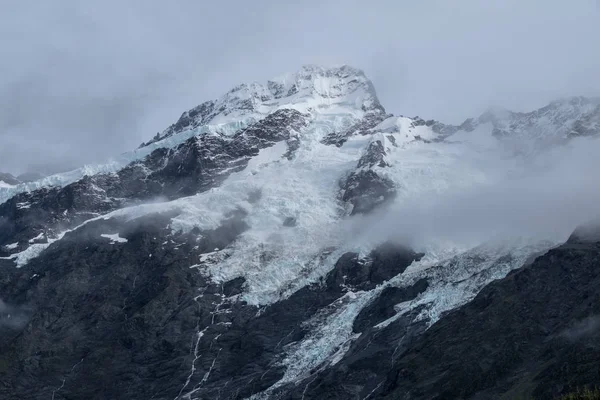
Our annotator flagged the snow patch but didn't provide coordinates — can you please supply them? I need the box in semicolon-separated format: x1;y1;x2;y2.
100;233;128;244
28;232;44;243
0;241;59;268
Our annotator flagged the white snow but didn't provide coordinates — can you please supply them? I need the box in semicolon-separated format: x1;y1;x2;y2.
0;180;14;189
0;66;379;206
0;241;58;268
28;232;44;243
4;242;18;250
100;233;128;243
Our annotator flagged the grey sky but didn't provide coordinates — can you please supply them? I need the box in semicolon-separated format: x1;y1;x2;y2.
1;0;599;174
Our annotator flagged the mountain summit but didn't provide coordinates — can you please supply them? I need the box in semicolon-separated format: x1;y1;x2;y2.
0;66;599;400
143;65;385;146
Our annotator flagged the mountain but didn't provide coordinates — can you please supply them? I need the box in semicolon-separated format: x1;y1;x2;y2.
464;96;600;155
0;65;599;400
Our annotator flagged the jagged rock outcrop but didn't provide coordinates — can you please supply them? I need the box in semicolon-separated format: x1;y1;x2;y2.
340;139;396;215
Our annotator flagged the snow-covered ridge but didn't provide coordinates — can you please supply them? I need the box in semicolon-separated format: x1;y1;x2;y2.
0;119;251;205
1;65;385;205
473;96;600;151
147;64;385;145
3;63;598;207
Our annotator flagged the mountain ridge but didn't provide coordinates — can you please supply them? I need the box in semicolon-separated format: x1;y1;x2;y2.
4;66;600;205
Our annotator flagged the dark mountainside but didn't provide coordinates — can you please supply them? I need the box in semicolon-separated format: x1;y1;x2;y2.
379;232;600;400
0;66;599;399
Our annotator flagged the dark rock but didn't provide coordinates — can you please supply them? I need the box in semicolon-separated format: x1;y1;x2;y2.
378;239;600;400
353;278;429;333
322;110;390;147
282;217;297;227
357;140;390;169
338;139;397;215
222;277;246;297
0;194;423;400
341;170;396;215
326;243;423;292
387;135;397;147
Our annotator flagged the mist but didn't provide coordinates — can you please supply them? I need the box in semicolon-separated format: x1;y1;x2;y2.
2;0;600;174
350;135;600;251
561;315;600;341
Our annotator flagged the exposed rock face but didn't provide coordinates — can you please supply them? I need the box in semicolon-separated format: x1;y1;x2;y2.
0;211;248;399
340;138;396;215
379;238;600;400
341;170;395;216
353;278;429;333
326;243;423;292
322;110;390;147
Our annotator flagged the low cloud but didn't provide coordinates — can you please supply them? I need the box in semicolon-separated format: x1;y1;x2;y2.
561;315;600;341
1;1;600;173
349;136;600;251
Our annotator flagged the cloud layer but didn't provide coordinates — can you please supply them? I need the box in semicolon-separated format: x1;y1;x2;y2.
1;0;600;173
349;134;600;251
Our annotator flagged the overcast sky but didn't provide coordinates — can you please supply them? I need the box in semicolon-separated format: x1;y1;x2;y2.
1;0;599;175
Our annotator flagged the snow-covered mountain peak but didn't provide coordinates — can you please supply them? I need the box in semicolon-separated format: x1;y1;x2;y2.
269;64;378;102
465;95;600;153
147;64;384;145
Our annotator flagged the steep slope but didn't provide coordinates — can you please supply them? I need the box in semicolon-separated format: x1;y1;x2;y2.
0;66;599;400
379;231;600;400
